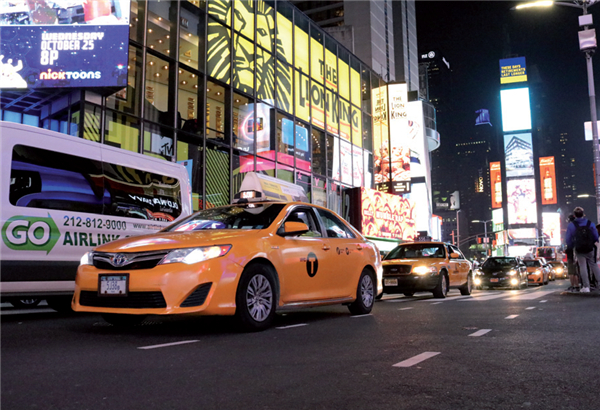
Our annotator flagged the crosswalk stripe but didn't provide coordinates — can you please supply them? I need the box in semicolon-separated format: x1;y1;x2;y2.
503;291;556;300
468;329;492;337
393;352;441;368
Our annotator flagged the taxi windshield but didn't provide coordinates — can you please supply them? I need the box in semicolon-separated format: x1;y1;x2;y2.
385;244;445;260
482;258;517;269
163;203;285;232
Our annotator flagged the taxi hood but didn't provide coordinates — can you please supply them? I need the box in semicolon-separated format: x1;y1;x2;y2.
93;229;261;253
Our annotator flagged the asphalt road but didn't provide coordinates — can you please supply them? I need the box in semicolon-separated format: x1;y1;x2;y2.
2;280;599;410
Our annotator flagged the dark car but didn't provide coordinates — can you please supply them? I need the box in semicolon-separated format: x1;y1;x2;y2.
548;260;567;279
474;257;528;290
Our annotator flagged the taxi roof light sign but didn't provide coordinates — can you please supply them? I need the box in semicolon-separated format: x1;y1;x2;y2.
233;172;308;203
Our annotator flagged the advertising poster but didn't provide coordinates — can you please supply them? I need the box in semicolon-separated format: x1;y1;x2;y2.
340;138;352;185
359;188;416;241
507;178;537;225
371;85;389;192
492;208;504;232
490;161;502;208
500;87;532;132
406;101;428;180
504;133;534;177
387;83;410;194
539;156;557;205
353;144;363;188
1;0;131;89
499;56;527;84
237;103;271;153
542;213;561;246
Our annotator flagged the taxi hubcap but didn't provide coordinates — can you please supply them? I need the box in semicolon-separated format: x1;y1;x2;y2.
361;275;374;307
246;274;273;322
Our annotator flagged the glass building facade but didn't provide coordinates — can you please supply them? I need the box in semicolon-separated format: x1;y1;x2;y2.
0;0;383;216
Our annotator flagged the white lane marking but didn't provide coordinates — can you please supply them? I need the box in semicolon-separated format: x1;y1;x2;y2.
350;314;372;318
431;302;443;305
399;307;413;310
384;298;413;303
540;300;548;303
138;340;200;350
505;315;519;319
393;352;441;368
468;329;492;337
460;293;509;302
504;291;555;301
526;307;536;310
276;323;308;329
0;308;56;315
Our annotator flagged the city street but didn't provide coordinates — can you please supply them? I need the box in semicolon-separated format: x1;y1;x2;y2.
2;280;598;410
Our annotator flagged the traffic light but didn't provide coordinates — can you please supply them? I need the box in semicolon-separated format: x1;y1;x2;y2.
477;237;482;244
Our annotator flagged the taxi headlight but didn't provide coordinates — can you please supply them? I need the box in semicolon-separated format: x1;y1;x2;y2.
159;245;231;265
412;266;438;275
535;269;543;275
507;270;517;276
555;268;563;273
474;269;482;276
80;251;94;266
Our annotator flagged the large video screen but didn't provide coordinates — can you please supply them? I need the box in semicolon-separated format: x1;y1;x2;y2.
507;178;537;225
539;156;557;205
500;87;531;132
504;133;534;177
542;212;561;246
490;161;502;208
1;0;131;89
359;187;416;241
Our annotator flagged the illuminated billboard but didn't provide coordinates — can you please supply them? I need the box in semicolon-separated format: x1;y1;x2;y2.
508;228;537;239
372;85;390;192
492;208;504;232
539;157;557;205
0;0;131;89
542;213;561;246
490;162;503;208
500;88;532;132
584;121;600;141
358;188;416;241
504;133;534;177
387;83;410;194
507;178;537;225
500;57;527;84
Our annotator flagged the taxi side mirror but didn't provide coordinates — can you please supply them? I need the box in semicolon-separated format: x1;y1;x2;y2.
450;252;460;259
279;221;310;237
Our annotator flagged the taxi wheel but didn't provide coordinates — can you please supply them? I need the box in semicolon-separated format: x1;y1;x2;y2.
235;264;277;332
9;298;42;309
459;273;473;296
348;269;376;315
101;313;147;327
432;272;448;299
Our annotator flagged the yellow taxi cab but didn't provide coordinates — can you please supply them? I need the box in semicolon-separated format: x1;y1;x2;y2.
524;258;549;286
381;241;473;298
72;173;382;331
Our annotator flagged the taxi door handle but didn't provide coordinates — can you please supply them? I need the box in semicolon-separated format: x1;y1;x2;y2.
323;245;331;251
356;245;363;250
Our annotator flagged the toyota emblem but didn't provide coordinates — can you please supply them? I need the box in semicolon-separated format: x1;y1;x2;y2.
112;254;129;267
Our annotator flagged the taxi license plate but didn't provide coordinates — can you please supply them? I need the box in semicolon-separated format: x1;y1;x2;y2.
384;278;398;286
490;278;499;283
99;274;129;296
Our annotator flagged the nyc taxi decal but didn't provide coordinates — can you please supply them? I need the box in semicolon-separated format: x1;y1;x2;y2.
302;252;319;277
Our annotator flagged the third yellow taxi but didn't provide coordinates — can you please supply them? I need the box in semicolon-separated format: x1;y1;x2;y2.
72;173;382;331
381;241;473;298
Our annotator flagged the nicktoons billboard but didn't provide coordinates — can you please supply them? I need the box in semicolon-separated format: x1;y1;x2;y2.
0;0;131;89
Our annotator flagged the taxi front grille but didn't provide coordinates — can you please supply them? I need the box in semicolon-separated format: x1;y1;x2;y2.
180;283;212;307
383;265;412;275
79;291;167;309
92;251;170;271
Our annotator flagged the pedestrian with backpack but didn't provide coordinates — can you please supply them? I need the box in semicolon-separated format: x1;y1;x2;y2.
566;206;600;293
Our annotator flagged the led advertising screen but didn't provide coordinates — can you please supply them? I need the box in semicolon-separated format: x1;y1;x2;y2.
492;208;504;232
500;87;532;132
542;213;561;246
507;178;537;225
508;228;537;239
387;83;410;194
490;162;503;208
504;133;534;177
359;187;416;241
407;101;429;180
539;156;557;205
499;57;527;84
1;0;131;89
372;85;390;192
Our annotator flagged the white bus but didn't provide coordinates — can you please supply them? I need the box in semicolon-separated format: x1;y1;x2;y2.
1;122;192;310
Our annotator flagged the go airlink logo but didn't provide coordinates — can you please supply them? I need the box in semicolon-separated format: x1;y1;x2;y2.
2;215;60;254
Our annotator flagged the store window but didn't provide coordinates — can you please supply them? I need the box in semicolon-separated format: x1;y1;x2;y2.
276;112;294;168
297;171;311;202
327;180;342;216
129;0;145;43
83;104;102;143
147;0;178;58
205;141;230;208
233;92;254;154
144;54;173;127
177;137;204;211
295;121;310;172
232;148;254;194
107;45;143;116
352;145;363;188
311;128;326;177
143;122;174;161
361;66;371;114
312;176;326;207
180;1;206;72
206;81;226;140
104;110;139;153
277;164;293;184
362;112;372;152
178;68;203;136
326;133;337;180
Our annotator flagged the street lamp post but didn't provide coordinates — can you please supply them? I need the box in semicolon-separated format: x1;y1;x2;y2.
515;0;600;221
472;219;493;256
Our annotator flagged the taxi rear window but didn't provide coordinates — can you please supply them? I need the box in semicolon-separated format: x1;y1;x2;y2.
385;244;445;260
164;203;285;232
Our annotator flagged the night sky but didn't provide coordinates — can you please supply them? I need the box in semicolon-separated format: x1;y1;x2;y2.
415;0;600;205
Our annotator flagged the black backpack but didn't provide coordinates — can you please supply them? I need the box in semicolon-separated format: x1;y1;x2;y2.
574;220;596;254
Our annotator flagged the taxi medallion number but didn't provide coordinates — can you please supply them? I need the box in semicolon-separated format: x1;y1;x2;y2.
99;274;129;296
384;279;398;286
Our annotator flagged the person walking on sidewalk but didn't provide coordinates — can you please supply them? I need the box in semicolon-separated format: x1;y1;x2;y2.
566;214;580;292
566;207;600;293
